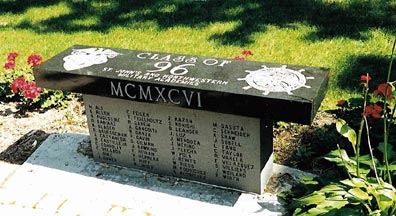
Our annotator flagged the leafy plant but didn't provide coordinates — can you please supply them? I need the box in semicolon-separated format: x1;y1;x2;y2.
0;52;71;109
282;38;396;215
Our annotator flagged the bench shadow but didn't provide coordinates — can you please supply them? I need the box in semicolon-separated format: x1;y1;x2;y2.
3;0;395;46
0;130;50;164
25;133;245;207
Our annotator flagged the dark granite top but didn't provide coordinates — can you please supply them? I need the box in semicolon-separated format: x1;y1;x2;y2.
34;45;329;124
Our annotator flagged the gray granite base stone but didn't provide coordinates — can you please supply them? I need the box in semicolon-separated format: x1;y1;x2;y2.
84;94;273;194
0;133;315;215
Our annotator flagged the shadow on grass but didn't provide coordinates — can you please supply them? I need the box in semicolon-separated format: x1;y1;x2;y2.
2;0;395;46
336;54;396;91
0;0;62;14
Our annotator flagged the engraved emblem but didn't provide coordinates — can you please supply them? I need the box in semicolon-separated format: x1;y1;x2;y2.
237;65;314;95
63;48;121;71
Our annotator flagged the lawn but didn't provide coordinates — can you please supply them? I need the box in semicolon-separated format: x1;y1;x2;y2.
1;0;395;111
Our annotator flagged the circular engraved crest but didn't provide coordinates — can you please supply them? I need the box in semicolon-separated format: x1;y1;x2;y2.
63;48;121;71
237;65;314;95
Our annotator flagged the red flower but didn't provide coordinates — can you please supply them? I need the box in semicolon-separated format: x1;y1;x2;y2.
373;83;394;100
363;104;383;119
10;78;41;99
10;77;26;94
7;52;18;62
4;61;15;70
27;54;43;67
337;99;347;107
241;50;254;56
360;74;371;82
22;81;42;99
234;56;246;60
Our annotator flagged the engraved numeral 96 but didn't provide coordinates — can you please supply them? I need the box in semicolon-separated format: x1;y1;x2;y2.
147;61;195;76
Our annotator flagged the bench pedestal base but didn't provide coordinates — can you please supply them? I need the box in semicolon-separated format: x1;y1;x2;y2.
84;94;273;193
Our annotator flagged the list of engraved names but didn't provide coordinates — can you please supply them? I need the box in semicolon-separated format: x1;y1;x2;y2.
84;95;261;189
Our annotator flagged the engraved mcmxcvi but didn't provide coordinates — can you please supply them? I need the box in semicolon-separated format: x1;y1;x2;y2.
110;81;203;108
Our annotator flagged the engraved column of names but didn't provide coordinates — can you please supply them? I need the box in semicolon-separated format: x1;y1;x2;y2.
212;122;220;177
168;116;177;175
93;105;127;163
127;110;161;171
87;104;101;159
127;111;137;166
169;116;206;180
220;123;255;182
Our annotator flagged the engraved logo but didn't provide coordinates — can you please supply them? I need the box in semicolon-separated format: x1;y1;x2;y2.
237;65;314;95
63;48;121;71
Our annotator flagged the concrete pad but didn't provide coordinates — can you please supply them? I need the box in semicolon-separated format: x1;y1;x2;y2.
0;161;19;188
0;133;314;215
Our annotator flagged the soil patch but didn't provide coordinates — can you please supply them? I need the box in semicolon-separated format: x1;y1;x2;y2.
0;96;88;164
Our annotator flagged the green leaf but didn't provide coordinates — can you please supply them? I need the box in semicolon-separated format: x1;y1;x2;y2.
377;184;396;201
325;149;353;164
377;194;394;211
301;176;319;185
377;164;396;171
358;154;373;165
320;184;345;192
377;142;395;160
379;192;394;202
327;207;363;216
324;149;368;177
306;207;328;215
340;179;355;187
356;166;370;177
366;177;380;184
348;132;357;151
297;193;326;205
319;184;348;197
351;178;367;188
358;154;381;171
292;208;302;216
347;188;371;201
336;119;349;134
316;199;349;210
335;119;357;152
326;195;347;201
383;182;396;191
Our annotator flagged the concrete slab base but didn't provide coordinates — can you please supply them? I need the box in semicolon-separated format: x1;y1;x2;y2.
0;133;315;216
0;161;18;188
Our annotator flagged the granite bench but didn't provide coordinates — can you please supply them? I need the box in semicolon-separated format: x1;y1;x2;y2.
34;45;329;193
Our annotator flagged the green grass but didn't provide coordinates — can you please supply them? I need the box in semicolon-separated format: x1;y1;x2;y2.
1;0;395;111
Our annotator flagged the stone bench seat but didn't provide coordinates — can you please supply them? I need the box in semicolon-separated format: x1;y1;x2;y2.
34;45;329;193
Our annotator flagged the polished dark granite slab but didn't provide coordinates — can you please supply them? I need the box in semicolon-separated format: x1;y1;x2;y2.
34;45;329;124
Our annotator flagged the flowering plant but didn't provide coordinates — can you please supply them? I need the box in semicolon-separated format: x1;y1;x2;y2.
1;51;70;109
11;77;42;100
282;39;396;215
